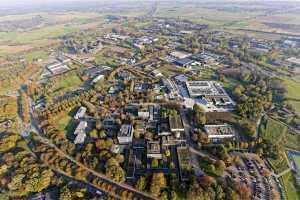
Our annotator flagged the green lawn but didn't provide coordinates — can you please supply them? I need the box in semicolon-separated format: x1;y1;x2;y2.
0;24;78;45
281;78;300;116
261;117;287;143
49;71;83;97
268;150;290;174
23;50;49;62
281;172;300;200
293;155;300;171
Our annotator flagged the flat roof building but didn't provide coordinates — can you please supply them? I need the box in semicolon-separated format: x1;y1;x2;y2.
45;61;70;75
174;58;194;69
170;51;191;59
74;121;87;144
169;114;184;132
74;107;87;120
147;141;162;159
185;81;235;107
118;124;134;144
204;124;236;142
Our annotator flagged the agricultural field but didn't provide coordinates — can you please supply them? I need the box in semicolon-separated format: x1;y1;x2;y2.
154;3;264;27
0;12;106;56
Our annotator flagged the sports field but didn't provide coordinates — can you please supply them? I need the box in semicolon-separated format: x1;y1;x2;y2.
292;154;300;172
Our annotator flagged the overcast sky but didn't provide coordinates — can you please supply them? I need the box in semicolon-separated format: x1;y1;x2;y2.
1;0;300;7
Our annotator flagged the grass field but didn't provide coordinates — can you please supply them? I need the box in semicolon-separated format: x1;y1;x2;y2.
261;117;287;143
281;78;300;116
292;155;300;171
23;50;50;62
48;71;83;97
281;172;300;200
268;150;290;174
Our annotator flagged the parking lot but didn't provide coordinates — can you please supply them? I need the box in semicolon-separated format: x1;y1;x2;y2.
225;152;283;200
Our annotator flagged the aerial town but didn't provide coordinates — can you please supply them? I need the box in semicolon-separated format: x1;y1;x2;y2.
1;1;300;200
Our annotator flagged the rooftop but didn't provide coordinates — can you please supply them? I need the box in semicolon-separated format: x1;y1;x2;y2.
170;51;191;59
169;114;184;132
147;141;162;154
204;124;236;137
118;124;133;137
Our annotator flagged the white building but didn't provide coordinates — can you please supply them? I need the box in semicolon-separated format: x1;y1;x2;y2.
117;124;134;144
170;51;191;59
74;107;87;120
204;124;236;142
74;121;87;144
185;81;235;107
91;74;104;85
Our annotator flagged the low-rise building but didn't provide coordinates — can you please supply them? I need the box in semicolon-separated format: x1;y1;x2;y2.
147;141;162;159
174;58;194;69
118;124;134;144
169;114;184;133
91;74;104;85
170;51;191;59
185;81;235;108
84;65;111;78
74;107;87;120
45;61;70;75
74;121;87;144
204;124;236;142
138;106;150;119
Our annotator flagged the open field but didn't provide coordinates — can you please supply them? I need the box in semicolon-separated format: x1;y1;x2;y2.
154;3;264;27
281;78;300;116
281;172;300;200
292;155;300;171
268;150;290;174
0;12;106;56
261;117;287;143
48;71;83;97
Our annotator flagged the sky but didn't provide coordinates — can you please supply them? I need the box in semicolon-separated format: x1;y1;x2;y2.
1;0;300;7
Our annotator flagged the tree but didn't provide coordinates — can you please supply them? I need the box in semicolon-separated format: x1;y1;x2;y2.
105;165;125;183
60;185;72;200
115;154;124;164
105;158;125;183
151;159;159;168
215;185;225;200
150;173;167;197
135;176;146;191
199;176;216;188
225;188;239;200
164;149;171;157
235;183;252;199
193;104;206;125
215;160;226;176
89;129;98;139
242;121;256;138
